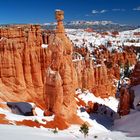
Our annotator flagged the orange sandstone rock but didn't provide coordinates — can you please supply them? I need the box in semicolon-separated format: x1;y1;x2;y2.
44;10;76;120
118;87;130;116
131;61;140;85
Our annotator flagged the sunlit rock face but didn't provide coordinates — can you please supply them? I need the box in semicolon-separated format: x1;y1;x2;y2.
0;25;46;107
44;10;77;119
72;44;137;98
0;10;77;120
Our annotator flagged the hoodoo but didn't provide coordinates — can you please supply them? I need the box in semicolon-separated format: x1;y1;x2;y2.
44;10;77;119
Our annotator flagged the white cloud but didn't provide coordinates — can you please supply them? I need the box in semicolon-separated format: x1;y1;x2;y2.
92;10;99;14
92;9;107;14
112;9;125;11
100;10;108;13
133;6;140;11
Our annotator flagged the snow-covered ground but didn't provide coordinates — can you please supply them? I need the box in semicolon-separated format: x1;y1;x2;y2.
0;103;54;125
0;88;140;139
132;85;140;108
0;124;137;140
113;84;140;137
76;89;119;129
66;28;140;53
113;110;140;137
76;89;118;112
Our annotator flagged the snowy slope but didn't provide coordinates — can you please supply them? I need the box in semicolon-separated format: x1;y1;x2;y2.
0;105;54;124
0;90;140;139
76;89;119;130
113;84;140;137
76;89;118;112
0;124;137;140
113;110;140;137
132;85;140;108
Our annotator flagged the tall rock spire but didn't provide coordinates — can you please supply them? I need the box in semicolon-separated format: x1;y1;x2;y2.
55;10;65;33
44;10;77;120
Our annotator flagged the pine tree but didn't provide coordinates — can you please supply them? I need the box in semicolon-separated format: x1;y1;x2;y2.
124;61;131;78
79;123;89;138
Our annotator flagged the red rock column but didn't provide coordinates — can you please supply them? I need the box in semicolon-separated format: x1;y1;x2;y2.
44;10;77;120
118;87;130;116
55;10;65;33
44;67;63;114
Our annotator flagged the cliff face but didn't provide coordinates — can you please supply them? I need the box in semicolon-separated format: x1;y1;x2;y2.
118;87;130;116
0;25;46;107
131;61;140;85
73;45;137;98
0;11;77;120
73;58;116;98
74;46;137;68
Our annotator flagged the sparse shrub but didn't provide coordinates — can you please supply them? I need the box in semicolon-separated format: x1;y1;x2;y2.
124;61;131;78
79;123;89;138
94;135;98;138
34;119;39;123
111;49;116;53
81;88;87;93
52;128;58;134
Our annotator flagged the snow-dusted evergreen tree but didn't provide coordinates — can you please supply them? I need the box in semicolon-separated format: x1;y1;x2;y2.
79;123;89;138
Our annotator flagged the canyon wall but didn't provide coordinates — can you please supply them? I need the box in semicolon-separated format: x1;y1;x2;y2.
0;11;77;119
0;25;45;107
73;46;136;98
131;61;140;85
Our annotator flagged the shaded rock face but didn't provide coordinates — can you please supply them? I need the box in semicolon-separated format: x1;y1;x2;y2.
131;61;140;85
118;81;135;116
118;87;130;116
118;86;135;116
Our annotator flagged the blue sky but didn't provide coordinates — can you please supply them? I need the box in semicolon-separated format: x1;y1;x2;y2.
0;0;140;25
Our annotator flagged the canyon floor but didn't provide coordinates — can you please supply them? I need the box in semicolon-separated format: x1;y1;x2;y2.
0;124;138;140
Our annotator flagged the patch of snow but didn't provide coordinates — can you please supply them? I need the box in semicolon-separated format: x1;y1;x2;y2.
35;107;44;117
0;106;54;124
94;64;102;68
76;90;119;112
113;84;140;137
41;44;48;48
